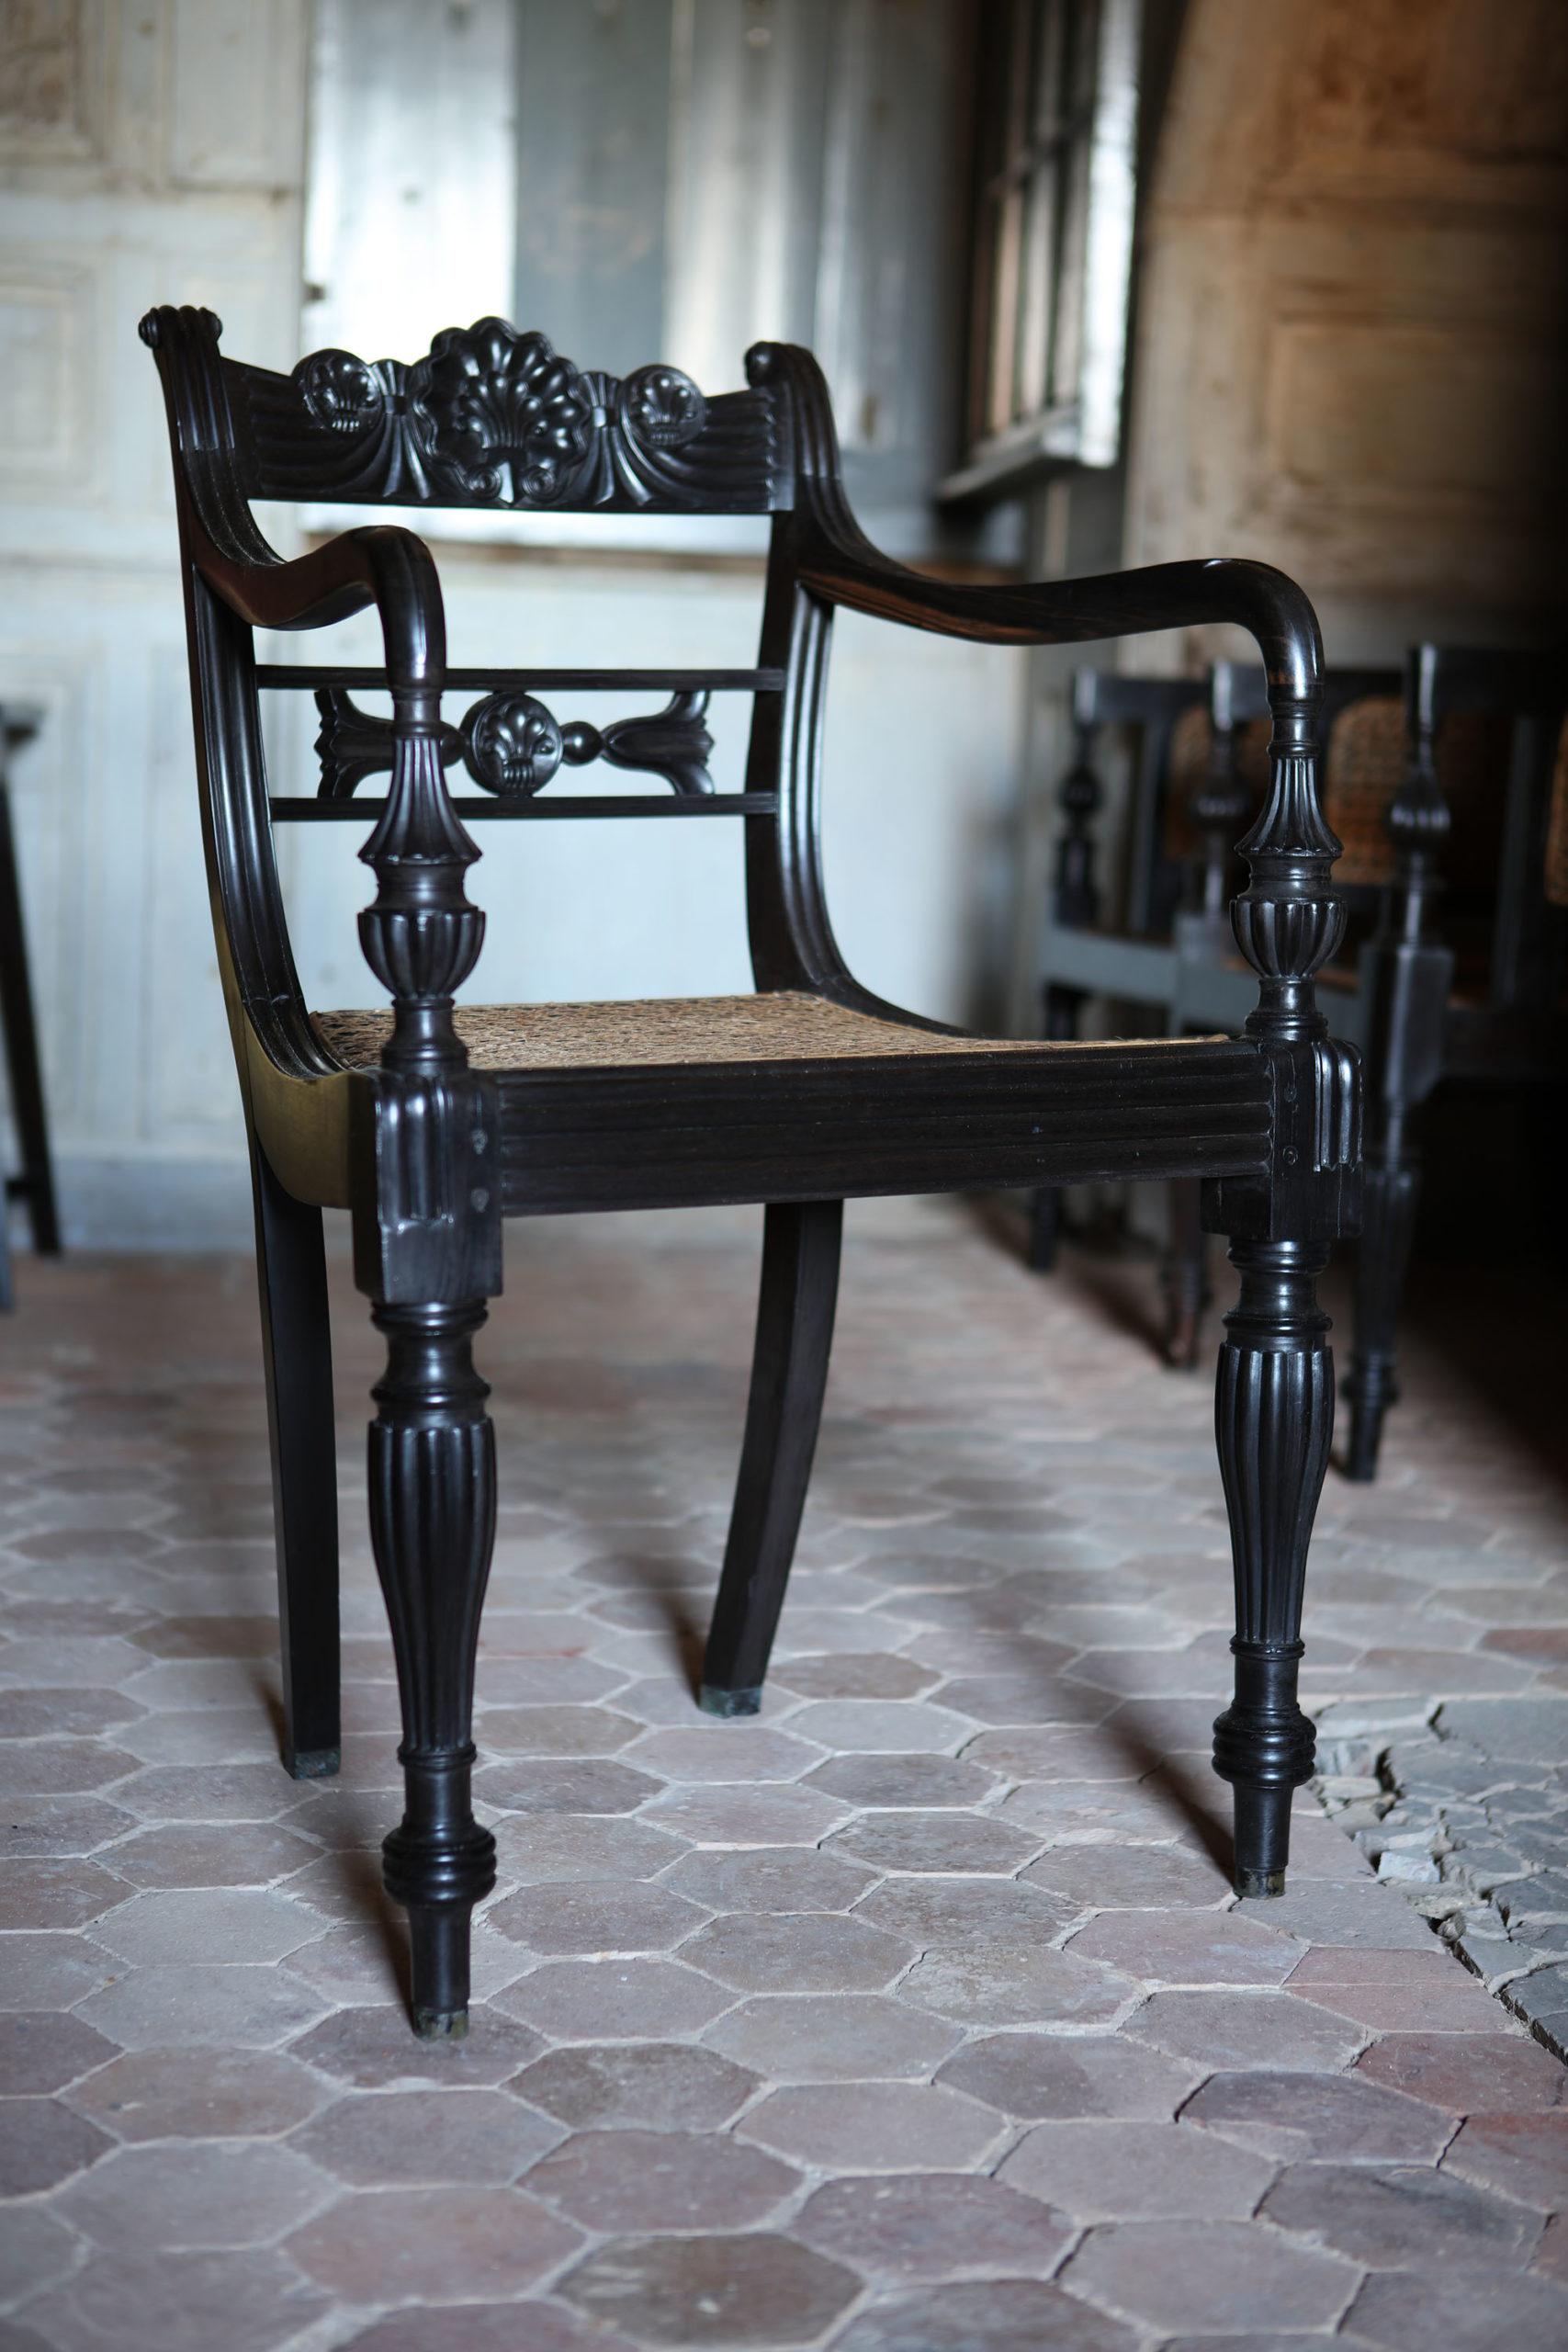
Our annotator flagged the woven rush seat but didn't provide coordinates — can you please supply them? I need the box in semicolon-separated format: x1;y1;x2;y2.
313;990;1254;1224
313;991;1206;1073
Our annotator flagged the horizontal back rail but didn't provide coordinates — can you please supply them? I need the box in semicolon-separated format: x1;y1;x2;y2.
269;793;776;822
255;668;784;694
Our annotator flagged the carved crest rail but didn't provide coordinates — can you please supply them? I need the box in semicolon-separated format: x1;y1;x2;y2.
232;318;788;514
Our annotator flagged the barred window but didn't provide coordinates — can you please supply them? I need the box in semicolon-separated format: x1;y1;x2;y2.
303;0;969;553
944;0;1140;503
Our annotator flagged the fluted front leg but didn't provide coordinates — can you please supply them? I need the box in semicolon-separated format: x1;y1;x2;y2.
369;1297;498;2036
1212;1238;1333;1895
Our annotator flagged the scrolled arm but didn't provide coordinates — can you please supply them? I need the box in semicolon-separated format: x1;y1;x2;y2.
141;302;479;1076
208;525;481;1076
196;525;447;699
202;530;477;1077
800;546;1323;707
751;337;1343;1045
141;305;446;695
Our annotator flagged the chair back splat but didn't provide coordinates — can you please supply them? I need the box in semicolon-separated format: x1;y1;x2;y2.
143;301;1359;2040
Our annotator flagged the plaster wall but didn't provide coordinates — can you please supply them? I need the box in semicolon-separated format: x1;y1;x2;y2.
0;2;1021;1246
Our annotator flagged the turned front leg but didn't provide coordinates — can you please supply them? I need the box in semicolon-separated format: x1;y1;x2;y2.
1212;1237;1334;1896
369;1297;498;2035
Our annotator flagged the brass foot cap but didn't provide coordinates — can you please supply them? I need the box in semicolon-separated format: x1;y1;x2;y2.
412;2006;468;2041
697;1683;763;1719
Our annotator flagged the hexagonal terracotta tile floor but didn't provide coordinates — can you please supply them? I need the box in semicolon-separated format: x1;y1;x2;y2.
2;1203;1564;2348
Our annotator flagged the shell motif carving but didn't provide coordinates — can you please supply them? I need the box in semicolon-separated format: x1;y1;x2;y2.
413;320;594;504
467;694;564;797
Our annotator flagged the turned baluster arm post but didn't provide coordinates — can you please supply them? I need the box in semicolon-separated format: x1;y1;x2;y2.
350;590;504;2038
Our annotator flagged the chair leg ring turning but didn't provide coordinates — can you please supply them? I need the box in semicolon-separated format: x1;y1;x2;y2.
1213;1641;1316;1896
383;1750;497;2036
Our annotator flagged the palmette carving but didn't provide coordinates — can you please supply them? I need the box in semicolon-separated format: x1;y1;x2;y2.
468;694;563;795
315;686;715;799
294;351;439;503
297;349;383;434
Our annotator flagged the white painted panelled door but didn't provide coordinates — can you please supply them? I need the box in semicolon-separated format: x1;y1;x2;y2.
0;1;309;1244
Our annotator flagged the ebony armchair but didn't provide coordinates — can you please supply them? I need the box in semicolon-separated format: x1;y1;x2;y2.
144;305;1359;2037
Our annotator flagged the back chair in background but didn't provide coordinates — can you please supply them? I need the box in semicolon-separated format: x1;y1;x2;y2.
1333;645;1567;1477
1036;645;1566;1480
1033;662;1395;1365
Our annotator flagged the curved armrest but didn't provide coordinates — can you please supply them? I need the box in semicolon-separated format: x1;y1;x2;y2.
750;339;1343;1048
801;547;1322;707
747;343;1322;700
197;526;446;694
